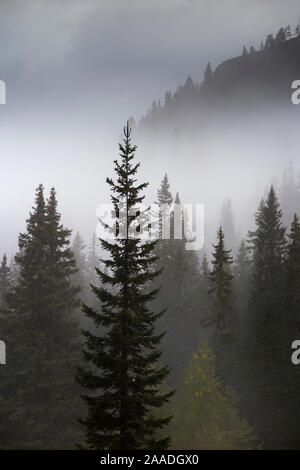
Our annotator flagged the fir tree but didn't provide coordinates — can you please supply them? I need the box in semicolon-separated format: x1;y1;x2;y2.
209;227;234;335
0;254;11;311
0;185;82;449
76;123;173;450
246;186;287;448
207;227;235;386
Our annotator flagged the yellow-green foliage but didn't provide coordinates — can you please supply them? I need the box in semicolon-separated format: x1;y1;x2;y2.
170;341;260;449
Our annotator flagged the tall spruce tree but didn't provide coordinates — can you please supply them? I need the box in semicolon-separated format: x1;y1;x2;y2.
209;227;234;335
246;186;287;448
208;227;235;385
0;185;82;449
76;123;173;450
284;214;300;448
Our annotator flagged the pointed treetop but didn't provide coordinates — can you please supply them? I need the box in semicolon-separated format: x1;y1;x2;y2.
157;173;173;206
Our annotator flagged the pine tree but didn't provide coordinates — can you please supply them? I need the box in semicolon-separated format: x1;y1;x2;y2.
76;123;173;450
246;186;287;448
265;34;275;48
170;342;259;450
280;163;299;227
275;27;286;43
209;227;234;335
0;185;82;449
207;227;235;386
284;214;300;448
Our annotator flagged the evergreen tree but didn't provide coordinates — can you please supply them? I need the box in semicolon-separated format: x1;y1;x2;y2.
265;34;275;48
76;123;173;450
170;342;259;450
208;227;235;384
284;214;300;448
246;186;287;448
234;239;251;334
0;185;82;449
275;27;286;43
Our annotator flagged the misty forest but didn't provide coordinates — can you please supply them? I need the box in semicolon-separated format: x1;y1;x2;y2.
2;9;300;451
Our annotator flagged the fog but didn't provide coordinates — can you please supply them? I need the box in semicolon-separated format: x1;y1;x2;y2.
1;0;300;256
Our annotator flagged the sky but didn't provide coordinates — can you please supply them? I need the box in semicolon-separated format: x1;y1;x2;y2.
1;0;300;256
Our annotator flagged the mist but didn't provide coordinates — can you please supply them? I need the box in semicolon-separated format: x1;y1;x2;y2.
1;0;300;256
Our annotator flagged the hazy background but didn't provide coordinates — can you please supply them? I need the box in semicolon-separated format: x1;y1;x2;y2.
1;0;300;256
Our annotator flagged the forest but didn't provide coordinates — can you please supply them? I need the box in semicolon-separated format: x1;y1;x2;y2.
0;120;299;449
1;5;300;451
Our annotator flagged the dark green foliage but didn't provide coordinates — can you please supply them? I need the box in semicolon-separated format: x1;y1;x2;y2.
76;123;173;450
209;227;234;335
0;185;82;449
153;179;203;384
207;227;235;387
245;186;287;448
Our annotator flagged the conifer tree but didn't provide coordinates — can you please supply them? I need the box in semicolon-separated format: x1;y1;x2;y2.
76;123;173;450
284;214;300;448
208;227;235;385
203;62;213;84
0;185;82;449
209;227;234;335
170;341;259;450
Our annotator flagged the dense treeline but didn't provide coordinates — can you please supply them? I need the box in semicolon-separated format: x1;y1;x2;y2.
0;126;300;448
